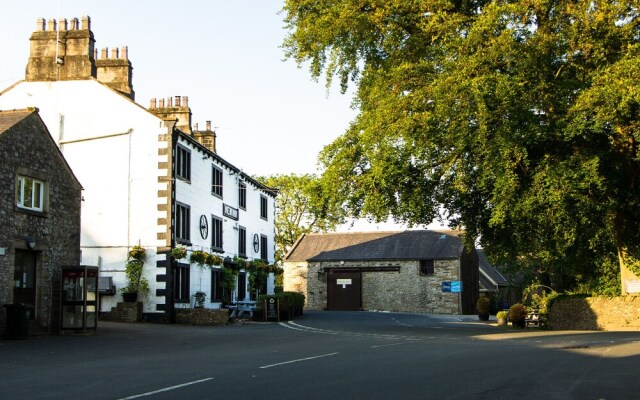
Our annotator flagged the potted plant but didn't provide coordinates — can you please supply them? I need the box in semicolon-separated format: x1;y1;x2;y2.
120;245;149;302
190;250;207;266
509;303;528;328
496;310;509;326
193;291;206;308
172;246;187;260
476;296;491;321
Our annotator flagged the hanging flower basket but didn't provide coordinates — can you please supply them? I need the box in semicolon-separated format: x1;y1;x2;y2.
172;246;187;260
205;253;223;267
190;250;207;266
128;245;146;261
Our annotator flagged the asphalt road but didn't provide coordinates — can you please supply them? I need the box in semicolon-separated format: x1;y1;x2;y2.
1;311;639;399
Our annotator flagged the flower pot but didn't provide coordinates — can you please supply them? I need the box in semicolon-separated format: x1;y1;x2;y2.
478;313;490;321
122;292;138;302
512;319;526;328
497;317;508;326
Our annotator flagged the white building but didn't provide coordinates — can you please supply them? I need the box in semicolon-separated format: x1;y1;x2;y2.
0;16;276;320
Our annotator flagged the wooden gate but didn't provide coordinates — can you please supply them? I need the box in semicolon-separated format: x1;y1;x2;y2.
327;270;361;311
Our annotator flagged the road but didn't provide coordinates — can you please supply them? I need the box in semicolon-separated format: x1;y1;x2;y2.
1;311;639;399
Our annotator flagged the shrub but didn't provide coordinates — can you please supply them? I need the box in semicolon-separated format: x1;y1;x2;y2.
496;310;509;319
508;303;528;321
476;296;491;314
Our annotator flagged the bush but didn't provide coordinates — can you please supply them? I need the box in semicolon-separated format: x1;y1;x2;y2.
508;303;528;321
496;310;509;319
476;296;491;314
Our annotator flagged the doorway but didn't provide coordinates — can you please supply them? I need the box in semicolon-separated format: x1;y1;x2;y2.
327;270;361;311
13;249;37;319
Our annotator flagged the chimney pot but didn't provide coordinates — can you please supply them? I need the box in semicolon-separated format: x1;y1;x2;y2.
121;46;128;60
36;18;45;31
182;96;188;107
47;19;57;31
111;47;119;59
150;98;157;109
167;97;173;107
70;18;78;30
194;123;199;131
206;121;212;131
81;16;91;31
175;96;181;107
101;48;107;59
159;98;165;108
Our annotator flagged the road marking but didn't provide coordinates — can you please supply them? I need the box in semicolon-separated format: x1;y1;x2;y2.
116;378;213;399
371;342;410;349
260;352;339;369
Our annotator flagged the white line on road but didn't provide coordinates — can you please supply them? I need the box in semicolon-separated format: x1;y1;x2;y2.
116;378;213;399
259;352;339;369
371;342;410;349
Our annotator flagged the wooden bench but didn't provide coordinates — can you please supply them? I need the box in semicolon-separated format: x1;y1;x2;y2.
525;310;543;328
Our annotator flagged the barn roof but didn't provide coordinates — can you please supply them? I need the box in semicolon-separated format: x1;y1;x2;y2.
285;230;466;262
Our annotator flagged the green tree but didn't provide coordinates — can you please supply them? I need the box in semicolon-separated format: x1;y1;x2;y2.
256;174;347;264
282;0;640;292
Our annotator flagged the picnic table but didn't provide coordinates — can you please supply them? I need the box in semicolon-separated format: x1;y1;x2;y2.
229;300;256;319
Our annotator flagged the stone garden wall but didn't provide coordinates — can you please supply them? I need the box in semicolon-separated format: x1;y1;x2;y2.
549;295;640;331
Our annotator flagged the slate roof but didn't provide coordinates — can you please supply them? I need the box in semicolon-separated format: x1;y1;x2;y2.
477;249;508;287
0;108;34;134
285;230;465;262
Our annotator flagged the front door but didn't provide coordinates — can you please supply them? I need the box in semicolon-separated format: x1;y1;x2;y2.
327;270;361;311
13;250;37;319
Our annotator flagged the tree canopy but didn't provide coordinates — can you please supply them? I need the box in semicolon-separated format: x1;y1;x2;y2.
256;174;347;265
282;0;640;292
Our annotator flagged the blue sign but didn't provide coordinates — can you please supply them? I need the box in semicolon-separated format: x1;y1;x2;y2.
441;282;451;292
451;281;463;293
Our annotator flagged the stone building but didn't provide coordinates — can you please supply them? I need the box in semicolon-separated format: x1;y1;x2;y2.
0;109;82;335
0;16;276;321
283;230;479;315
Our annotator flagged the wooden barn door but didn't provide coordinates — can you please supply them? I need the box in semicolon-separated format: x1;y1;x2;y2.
327;270;361;311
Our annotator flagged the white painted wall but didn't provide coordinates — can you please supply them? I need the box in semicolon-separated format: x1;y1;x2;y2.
0;79;276;314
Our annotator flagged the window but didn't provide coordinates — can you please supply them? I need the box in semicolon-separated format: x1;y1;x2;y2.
210;269;223;302
260;235;268;261
211;215;223;251
176;203;191;243
238;226;246;257
239;181;246;210
420;260;434;276
174;262;190;303
16;175;44;212
176;145;191;181
260;195;268;220
212;165;223;198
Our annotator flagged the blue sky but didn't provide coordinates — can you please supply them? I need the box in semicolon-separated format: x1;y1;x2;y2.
0;0;358;177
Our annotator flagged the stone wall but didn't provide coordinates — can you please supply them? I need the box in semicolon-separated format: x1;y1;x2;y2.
285;259;462;314
0;111;82;336
548;296;640;331
175;308;228;326
101;302;143;323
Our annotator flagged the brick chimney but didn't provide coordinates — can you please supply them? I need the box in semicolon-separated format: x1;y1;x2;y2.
25;16;135;99
148;96;192;134
95;45;135;100
192;120;217;153
26;16;96;81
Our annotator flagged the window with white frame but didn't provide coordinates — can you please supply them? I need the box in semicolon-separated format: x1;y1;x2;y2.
175;203;191;244
212;165;223;198
16;175;45;212
260;195;268;220
211;215;223;251
176;145;191;181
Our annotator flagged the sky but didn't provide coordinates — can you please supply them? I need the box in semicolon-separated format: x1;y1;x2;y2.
0;0;445;232
0;0;357;177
